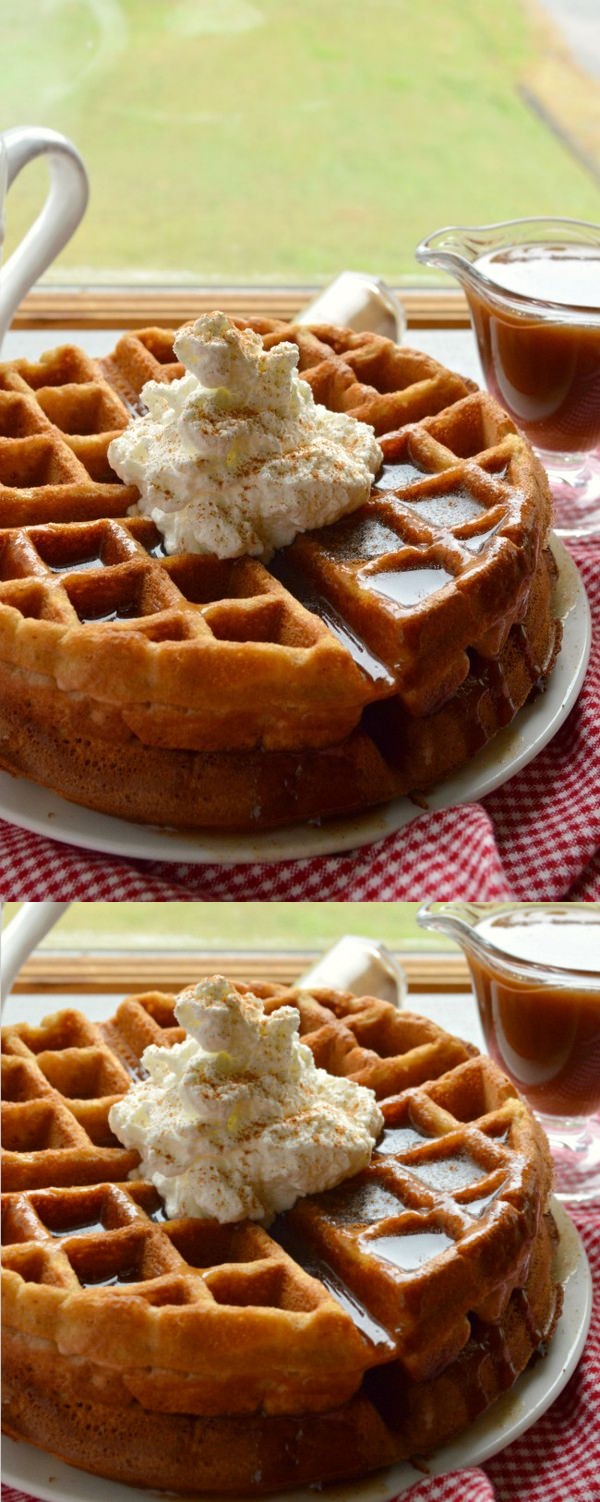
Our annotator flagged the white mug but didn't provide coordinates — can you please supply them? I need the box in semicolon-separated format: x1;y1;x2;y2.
1;902;72;1010
0;125;89;348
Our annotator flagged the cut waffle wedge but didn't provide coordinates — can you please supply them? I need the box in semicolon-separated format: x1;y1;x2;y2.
0;321;561;829
2;982;562;1494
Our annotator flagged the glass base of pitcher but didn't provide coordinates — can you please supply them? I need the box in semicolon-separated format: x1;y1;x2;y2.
536;1111;600;1204
536;447;600;539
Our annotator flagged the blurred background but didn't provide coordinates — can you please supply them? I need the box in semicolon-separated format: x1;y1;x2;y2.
1;901;453;951
2;0;599;288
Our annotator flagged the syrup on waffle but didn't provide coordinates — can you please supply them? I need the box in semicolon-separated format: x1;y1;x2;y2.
2;983;561;1492
0;322;560;828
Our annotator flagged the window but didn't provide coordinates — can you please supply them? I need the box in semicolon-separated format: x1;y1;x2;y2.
2;902;471;1003
3;1;599;293
2;901;452;953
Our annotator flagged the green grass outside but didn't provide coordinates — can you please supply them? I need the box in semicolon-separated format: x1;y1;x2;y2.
2;0;599;284
1;901;454;950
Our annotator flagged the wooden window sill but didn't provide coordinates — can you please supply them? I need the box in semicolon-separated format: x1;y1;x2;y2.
14;287;470;332
13;951;470;995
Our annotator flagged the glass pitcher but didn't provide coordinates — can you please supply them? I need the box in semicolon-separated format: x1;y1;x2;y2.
417;902;600;1204
415;218;600;538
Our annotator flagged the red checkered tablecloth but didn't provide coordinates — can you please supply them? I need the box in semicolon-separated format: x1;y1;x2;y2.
0;541;598;900
2;1202;597;1502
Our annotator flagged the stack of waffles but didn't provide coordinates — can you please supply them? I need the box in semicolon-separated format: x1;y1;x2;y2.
2;982;562;1492
0;322;560;829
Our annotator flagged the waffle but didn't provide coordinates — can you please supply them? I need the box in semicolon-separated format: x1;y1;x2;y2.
0;321;560;829
2;983;561;1492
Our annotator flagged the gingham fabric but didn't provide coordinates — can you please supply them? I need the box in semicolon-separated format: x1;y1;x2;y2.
2;1204;597;1502
0;541;598;900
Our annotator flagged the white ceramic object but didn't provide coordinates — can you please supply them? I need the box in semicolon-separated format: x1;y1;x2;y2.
297;935;407;1007
0;901;71;1010
1;1197;591;1502
297;271;406;341
0;126;88;347
0;537;590;865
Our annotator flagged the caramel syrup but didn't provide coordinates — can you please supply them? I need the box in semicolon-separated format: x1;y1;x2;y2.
375;1124;427;1155
271;555;395;687
469;243;600;452
49;554;105;574
79;601;142;624
364;1228;454;1270
366;565;455;607
50;1217;106;1238
273;1218;395;1352
374;459;426;490
470;909;600;1116
80;1263;140;1288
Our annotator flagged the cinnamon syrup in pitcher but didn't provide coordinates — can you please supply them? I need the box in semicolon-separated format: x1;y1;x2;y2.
469;909;600;1117
468;243;600;452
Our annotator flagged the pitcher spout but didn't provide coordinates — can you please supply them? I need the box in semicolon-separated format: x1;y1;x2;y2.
416;901;486;958
414;225;490;295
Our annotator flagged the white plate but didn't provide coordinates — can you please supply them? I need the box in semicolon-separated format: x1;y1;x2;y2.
0;537;590;865
2;1197;591;1502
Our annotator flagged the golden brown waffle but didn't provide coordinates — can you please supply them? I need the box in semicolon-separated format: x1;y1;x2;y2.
0;321;559;829
3;1211;561;1493
2;982;558;1495
0;985;556;1429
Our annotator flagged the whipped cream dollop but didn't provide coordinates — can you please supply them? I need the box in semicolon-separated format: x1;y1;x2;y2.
108;976;383;1223
107;313;383;558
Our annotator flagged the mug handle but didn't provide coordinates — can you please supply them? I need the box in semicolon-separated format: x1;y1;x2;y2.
0;125;89;345
0;901;72;1011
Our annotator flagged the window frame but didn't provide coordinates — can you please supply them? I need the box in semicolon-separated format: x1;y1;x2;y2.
14;286;470;332
12;950;470;994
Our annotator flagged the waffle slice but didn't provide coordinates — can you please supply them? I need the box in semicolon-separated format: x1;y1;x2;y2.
0;320;559;827
0;512;378;752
